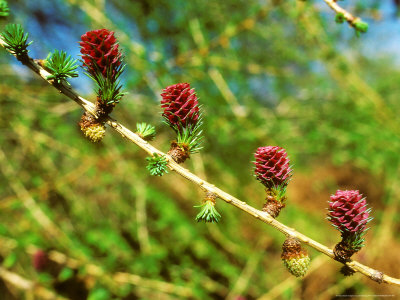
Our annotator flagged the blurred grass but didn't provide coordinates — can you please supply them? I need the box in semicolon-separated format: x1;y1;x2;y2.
0;0;400;299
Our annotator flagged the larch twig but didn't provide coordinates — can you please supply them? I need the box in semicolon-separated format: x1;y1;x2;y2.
1;36;399;286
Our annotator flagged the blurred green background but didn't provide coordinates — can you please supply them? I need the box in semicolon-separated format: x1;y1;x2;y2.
0;0;400;299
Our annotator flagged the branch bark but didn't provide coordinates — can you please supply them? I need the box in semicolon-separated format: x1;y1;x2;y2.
323;0;362;26
0;267;68;300
1;36;399;286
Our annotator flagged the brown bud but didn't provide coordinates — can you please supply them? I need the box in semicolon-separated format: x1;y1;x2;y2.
78;111;105;143
281;237;305;259
204;192;217;204
281;237;310;277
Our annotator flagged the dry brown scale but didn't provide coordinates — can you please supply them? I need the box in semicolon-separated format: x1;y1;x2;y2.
333;240;357;263
281;237;307;260
204;191;217;204
167;141;190;164
340;265;356;277
95;98;115;119
262;191;286;218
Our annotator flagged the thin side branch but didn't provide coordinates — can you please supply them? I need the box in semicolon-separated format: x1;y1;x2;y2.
1;36;399;286
35;247;193;297
323;0;355;22
323;0;366;30
0;267;68;300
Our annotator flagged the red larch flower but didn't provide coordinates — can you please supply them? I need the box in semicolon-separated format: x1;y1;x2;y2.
328;190;370;233
254;146;292;189
161;83;200;131
80;29;122;77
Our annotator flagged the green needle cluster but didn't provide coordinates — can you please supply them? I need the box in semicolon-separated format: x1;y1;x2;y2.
136;123;156;141
1;24;32;59
335;13;345;24
146;154;169;176
88;65;126;105
0;0;9;17
45;50;78;84
353;19;368;36
195;201;221;223
175;117;204;154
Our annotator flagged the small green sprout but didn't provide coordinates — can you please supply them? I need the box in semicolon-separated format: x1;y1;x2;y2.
146;154;168;176
0;0;9;17
0;24;32;59
353;19;368;36
45;50;78;84
195;193;221;223
335;12;345;24
87;64;126;105
136;123;156;141
174;116;204;154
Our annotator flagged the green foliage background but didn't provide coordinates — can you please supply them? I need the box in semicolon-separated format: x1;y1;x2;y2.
0;0;399;299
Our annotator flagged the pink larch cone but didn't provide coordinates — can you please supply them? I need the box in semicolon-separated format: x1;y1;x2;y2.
254;146;292;189
32;250;49;272
328;190;370;233
328;190;372;261
80;29;122;77
161;83;200;131
254;146;292;218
